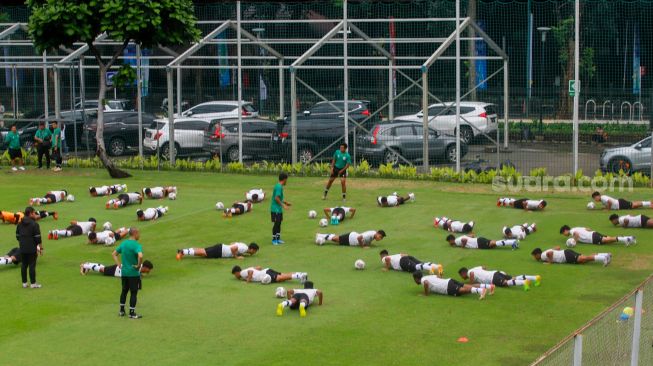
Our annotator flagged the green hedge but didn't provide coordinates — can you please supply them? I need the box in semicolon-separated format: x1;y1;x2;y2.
501;121;649;135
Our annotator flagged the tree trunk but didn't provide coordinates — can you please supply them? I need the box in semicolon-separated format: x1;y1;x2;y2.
467;0;477;101
96;65;131;178
557;38;574;119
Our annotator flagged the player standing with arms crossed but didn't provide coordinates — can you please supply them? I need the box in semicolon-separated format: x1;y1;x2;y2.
322;143;351;202
271;173;290;245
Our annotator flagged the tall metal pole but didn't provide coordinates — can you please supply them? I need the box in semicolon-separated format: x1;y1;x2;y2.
388;60;394;121
630;290;643;366
42;51;49;117
237;0;243;163
79;59;86;156
455;0;461;173
290;69;297;164
53;66;61;121
572;0;580;175
343;0;349;153
504;41;509;148
422;69;429;171
166;67;175;165
572;334;583;366
278;59;284;119
136;45;143;160
176;67;182;117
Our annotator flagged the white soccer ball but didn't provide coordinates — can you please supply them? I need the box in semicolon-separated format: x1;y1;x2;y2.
354;259;366;270
586;202;595;210
66;194;75;202
408;192;415;201
319;218;328;227
308;210;317;219
566;238;577;247
103;221;112;231
216;201;224;210
168;192;177;200
261;274;272;285
275;286;287;298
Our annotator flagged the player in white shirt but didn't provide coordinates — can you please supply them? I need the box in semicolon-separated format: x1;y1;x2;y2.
609;214;653;228
136;206;169;221
29;189;68;205
143;186;177;199
377;192;415;207
48;218;97;240
560;225;635;246
446;234;519;250
231;265;307;284
324;206;357;223
503;223;537;240
89;184;127;197
245;188;265;202
107;192;143;209
592;191;651;210
87;227;130;246
80;260;153;276
315;230;386;247
223;201;253;217
531;247;611;266
459;266;541;291
434;216;474;233
176;242;259;260
497;197;547;211
379;249;442;276
0;247;21;266
276;281;323;317
413;272;488;299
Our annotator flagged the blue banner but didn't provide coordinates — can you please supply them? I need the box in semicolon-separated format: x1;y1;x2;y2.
217;31;231;88
475;20;488;90
633;24;641;95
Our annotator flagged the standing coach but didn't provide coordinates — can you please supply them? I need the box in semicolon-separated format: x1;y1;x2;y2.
16;207;43;288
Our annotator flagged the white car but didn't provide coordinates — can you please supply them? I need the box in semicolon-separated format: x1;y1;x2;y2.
143;118;210;158
174;101;258;120
396;102;498;143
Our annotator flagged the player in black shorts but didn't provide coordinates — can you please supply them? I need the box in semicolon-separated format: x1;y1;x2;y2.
80;260;153;276
29;190;67;206
176;242;259;260
323;143;352;201
223;201;253;217
609;214;653;228
412;271;488;299
458;266;541;291
231;265;308;284
0;247;21;266
47;218;97;240
531;247;611;266
276;281;323;317
591;191;652;210
379;249;442;275
323;206;356;223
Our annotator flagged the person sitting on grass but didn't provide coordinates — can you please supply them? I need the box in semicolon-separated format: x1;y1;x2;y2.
176;242;259;261
377;192;415;207
107;192;143;209
223;201;253;217
231;265;308;284
497;197;547;211
276;281;323;318
0;247;21;266
48;218;96;240
315;230;386;248
323;206;356;223
458;266;541;292
80;260;153;276
412;271;489;300
502;223;536;240
531;247;611;266
559;225;635;246
446;234;519;250
88;227;131;246
434;216;474;233
379;249;442;276
29;190;68;206
245;188;265;203
89;184;127;197
609;214;653;228
143;186;177;199
137;206;169;221
591;191;651;210
2;210;57;224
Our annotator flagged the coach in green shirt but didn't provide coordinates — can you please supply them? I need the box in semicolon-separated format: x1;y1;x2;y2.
322;143;352;201
4;125;24;171
50;121;62;171
271;172;291;245
34;122;52;169
112;227;143;319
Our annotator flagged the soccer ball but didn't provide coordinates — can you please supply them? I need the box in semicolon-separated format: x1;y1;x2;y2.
168;192;177;200
261;274;272;285
275;287;287;298
354;259;366;270
408;192;415;201
103;221;112;231
308;210;317;219
566;238;577;247
216;202;224;210
319;218;328;227
586;202;595;210
66;194;75;202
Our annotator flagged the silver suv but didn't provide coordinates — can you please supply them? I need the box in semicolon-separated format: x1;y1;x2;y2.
600;136;651;175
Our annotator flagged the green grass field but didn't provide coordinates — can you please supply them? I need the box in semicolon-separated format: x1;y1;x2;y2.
1;168;652;365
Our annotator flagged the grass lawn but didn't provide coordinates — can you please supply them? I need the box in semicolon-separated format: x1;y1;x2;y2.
1;168;651;365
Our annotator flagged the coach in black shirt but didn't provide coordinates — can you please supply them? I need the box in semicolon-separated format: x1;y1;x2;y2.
16;207;43;288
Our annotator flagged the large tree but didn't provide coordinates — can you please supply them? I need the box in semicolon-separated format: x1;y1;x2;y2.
27;0;201;177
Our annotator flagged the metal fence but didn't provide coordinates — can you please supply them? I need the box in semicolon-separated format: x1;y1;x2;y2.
531;273;653;366
0;0;652;177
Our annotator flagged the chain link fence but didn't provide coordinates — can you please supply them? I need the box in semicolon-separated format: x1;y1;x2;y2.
0;0;652;177
531;274;653;366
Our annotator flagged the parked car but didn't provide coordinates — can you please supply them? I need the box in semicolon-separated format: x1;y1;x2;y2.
357;121;467;165
143;118;210;158
600;136;651;175
82;111;156;156
77;99;132;112
302;100;374;122
203;118;282;162
175;101;258;120
395;101;498;144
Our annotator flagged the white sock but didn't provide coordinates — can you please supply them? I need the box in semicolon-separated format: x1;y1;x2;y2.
325;234;334;241
416;262;434;271
291;273;302;280
182;248;195;256
54;229;68;237
0;257;11;265
479;284;492;289
642;201;651;207
281;300;291;308
511;279;526;286
617;236;629;243
496;239;515;247
471;288;482;294
595;253;607;261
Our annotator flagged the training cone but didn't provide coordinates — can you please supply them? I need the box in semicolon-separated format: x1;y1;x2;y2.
457;337;469;343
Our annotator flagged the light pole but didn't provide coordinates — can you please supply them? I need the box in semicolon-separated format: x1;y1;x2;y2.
252;26;265;115
537;26;550;135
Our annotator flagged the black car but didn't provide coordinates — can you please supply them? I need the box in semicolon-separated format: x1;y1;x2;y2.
82;111;156;156
301;100;378;128
203;118;282;162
